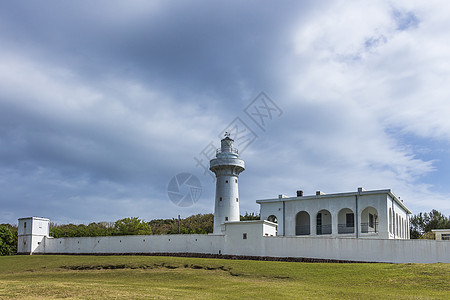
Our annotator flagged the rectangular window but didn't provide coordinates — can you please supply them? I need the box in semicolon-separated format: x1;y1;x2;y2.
236;198;238;202
24;222;27;228
235;179;237;183
346;213;354;227
243;233;247;239
219;197;222;201
225;217;228;221
442;234;450;240
369;214;374;228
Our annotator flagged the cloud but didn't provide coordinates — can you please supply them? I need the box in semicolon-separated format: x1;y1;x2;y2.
0;1;449;224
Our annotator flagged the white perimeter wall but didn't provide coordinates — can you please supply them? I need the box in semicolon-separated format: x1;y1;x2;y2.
32;233;450;264
41;234;225;255
227;236;450;264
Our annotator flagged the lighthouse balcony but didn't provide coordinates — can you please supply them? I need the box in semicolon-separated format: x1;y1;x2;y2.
210;157;245;170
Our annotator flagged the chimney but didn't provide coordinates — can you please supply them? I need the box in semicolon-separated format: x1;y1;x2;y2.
296;190;303;197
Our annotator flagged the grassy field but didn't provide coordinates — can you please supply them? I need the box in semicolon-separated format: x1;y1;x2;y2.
0;255;448;299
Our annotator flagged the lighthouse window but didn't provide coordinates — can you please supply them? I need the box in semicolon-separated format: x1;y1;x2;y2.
236;198;238;202
226;180;228;183
235;179;237;183
219;197;222;201
225;217;228;221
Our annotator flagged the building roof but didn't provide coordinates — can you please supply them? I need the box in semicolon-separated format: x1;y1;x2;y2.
18;216;50;221
256;188;412;214
431;229;450;233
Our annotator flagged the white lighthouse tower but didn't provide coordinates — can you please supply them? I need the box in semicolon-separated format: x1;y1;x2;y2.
210;133;245;234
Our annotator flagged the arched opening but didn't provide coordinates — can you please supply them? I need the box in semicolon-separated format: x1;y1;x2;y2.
267;215;278;223
295;211;310;235
338;208;354;234
361;207;378;233
396;214;399;236
402;218;405;238
316;209;332;235
389;208;393;234
400;218;403;238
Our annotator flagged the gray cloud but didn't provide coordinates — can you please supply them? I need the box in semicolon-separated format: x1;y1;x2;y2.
1;1;449;225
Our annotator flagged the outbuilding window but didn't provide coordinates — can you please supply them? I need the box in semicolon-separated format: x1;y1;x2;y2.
225;217;228;221
243;233;247;239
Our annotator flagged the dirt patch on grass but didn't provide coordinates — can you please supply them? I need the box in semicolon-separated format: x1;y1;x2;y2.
60;263;235;275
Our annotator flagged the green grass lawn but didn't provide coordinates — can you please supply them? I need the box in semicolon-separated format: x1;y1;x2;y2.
0;255;448;299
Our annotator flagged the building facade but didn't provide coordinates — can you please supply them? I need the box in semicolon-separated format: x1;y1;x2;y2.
258;188;411;239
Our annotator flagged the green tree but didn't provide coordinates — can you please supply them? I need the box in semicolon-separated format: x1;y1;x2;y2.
148;214;214;235
240;212;260;221
410;209;450;239
0;224;17;255
114;217;152;235
180;214;213;234
148;218;177;235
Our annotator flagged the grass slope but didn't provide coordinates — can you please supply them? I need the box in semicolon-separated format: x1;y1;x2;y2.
0;255;448;299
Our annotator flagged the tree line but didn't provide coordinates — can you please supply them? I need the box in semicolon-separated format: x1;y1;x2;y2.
0;224;17;255
409;209;450;239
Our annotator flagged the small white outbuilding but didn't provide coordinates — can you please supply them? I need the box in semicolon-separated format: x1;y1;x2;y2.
431;229;450;240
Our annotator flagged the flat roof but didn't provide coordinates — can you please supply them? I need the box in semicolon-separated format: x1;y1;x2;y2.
256;189;412;214
18;216;50;221
224;220;276;225
431;229;450;233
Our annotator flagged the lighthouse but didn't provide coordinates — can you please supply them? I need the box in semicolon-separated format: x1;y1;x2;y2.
210;133;245;234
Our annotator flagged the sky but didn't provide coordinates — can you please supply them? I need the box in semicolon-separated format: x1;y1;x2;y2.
1;0;449;225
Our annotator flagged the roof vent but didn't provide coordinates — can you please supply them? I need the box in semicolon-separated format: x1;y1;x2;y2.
296;190;303;197
358;187;366;193
278;194;289;199
316;191;325;196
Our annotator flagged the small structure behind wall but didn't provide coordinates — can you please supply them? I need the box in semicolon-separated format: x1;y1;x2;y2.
432;229;450;240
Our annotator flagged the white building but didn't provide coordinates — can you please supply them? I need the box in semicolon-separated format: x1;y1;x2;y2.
432;229;450;240
17;217;50;254
16;136;450;263
258;188;411;239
